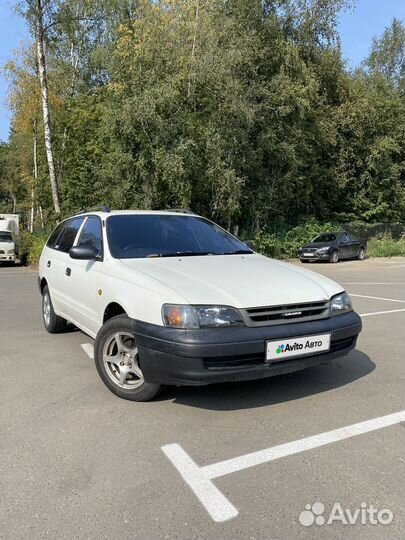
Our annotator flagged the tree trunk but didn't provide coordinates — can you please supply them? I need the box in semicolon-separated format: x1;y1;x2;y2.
30;119;38;233
58;40;80;183
187;0;200;100
34;0;61;214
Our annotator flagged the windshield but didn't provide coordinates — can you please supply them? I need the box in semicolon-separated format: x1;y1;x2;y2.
311;233;337;243
0;232;12;242
107;214;253;259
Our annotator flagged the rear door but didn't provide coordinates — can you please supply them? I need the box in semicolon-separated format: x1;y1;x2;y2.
348;233;361;257
39;220;68;313
338;233;351;259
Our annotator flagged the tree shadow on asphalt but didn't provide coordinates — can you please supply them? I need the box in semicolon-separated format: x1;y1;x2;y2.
158;350;375;411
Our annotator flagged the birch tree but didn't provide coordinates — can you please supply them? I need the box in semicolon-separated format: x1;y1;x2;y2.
21;0;61;214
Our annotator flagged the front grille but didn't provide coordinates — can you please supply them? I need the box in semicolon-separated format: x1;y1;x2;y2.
302;248;317;252
243;301;330;326
203;335;355;371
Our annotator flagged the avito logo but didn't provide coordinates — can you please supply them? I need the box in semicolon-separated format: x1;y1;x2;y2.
276;342;305;354
276;339;324;355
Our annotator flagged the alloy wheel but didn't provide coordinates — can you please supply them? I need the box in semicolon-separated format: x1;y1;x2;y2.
102;332;144;389
43;293;51;327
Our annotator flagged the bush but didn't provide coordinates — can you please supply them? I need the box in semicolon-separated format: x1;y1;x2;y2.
367;235;405;257
253;219;339;258
252;231;282;258
19;231;48;266
253;221;405;259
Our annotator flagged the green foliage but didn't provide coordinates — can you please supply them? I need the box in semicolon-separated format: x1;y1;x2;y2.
19;231;48;266
253;222;405;259
2;2;405;233
252;231;282;259
254;219;339;258
367;235;405;257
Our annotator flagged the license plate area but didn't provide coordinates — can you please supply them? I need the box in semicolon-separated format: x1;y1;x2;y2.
266;333;331;362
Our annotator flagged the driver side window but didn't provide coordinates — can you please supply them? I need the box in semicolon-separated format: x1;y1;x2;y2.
57;217;85;253
77;216;103;258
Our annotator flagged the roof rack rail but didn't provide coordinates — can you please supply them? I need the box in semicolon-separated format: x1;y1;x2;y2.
72;206;111;216
165;208;195;215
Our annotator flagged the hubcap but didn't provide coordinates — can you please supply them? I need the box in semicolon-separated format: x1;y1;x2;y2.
43;293;51;326
102;332;144;389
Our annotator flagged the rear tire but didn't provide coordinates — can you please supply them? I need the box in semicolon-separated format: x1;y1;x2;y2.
94;315;162;402
358;247;366;260
42;285;67;333
329;250;339;263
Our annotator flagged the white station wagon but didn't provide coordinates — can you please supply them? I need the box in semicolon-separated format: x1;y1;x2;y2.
38;208;362;401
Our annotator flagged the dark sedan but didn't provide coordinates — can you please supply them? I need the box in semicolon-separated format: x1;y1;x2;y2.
299;232;366;263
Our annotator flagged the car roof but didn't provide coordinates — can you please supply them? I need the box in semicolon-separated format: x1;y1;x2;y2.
70;209;198;219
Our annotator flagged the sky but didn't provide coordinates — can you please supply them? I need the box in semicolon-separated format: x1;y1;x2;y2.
1;0;405;142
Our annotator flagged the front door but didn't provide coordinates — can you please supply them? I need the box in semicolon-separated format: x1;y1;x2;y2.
50;216;85;317
61;215;104;336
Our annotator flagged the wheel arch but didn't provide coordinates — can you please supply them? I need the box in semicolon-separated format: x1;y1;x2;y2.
103;302;128;323
39;277;48;294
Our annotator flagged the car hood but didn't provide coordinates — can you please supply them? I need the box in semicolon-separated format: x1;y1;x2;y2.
302;242;333;249
119;254;343;307
0;241;13;250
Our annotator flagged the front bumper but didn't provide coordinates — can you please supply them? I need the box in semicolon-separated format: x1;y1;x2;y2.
131;311;362;385
0;254;15;262
300;252;330;261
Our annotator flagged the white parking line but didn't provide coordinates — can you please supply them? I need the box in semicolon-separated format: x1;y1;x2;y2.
343;282;405;285
162;410;405;522
360;309;405;318
350;293;405;304
81;343;94;359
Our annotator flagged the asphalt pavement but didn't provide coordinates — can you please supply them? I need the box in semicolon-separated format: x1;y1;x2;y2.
0;257;404;540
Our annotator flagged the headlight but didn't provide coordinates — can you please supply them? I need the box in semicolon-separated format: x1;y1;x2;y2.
162;304;245;328
317;247;329;253
7;249;15;255
330;292;352;315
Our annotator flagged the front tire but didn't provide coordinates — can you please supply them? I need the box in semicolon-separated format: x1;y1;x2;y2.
329;250;339;263
42;285;67;333
94;315;161;402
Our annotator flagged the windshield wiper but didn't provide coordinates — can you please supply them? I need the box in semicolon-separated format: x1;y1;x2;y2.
147;251;212;258
221;249;253;255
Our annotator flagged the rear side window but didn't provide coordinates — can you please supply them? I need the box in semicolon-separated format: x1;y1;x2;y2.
46;221;67;249
77;216;103;258
56;217;85;253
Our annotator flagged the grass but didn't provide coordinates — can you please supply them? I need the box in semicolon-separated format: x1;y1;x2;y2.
367;236;405;257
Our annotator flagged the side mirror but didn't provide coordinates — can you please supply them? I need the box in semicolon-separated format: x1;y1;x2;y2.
69;245;98;260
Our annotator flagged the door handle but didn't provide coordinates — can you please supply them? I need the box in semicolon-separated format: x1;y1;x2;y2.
47;260;51;268
65;267;71;277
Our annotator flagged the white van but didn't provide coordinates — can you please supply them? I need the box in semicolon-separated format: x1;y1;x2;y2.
0;214;19;264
